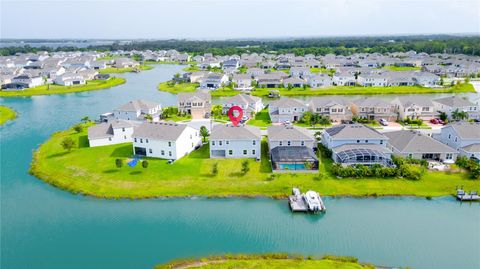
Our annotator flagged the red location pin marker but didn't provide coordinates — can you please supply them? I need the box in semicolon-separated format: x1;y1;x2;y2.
227;106;243;127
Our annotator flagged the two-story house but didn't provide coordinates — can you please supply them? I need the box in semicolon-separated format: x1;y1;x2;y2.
435;122;480;160
113;100;162;122
351;97;397;121
221;93;263;115
268;98;308;123
88;120;139;147
433;96;479;120
308;97;353;122
198;73;228;89
178;90;212;119
392;96;435;120
209;124;261;160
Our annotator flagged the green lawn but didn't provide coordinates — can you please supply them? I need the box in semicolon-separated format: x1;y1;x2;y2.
0;106;17;125
156;255;374;269
99;64;152;74
158;81;475;97
0;78;126;97
247;108;272;127
30;123;479;199
383;66;422;71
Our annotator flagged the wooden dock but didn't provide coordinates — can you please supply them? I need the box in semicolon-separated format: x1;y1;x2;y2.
288;188;326;213
456;187;480;201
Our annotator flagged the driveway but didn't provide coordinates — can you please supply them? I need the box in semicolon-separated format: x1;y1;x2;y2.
184;119;220;132
470;81;480;93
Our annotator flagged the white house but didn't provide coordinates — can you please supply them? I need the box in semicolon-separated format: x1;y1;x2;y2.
113;100;162;122
268;98;308;123
307;74;333;88
357;73;387;87
332;72;356;86
198;73;229;90
88;120;138;147
231;74;253;91
132;122;201;160
432;96;479;120
222;93;264;115
54;73;86;86
392;96;435;120
435;122;480;160
209;124;261;159
4;74;44;90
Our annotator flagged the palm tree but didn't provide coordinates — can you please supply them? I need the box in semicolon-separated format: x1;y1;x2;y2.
452;109;469;121
81;116;90;123
144;114;153;122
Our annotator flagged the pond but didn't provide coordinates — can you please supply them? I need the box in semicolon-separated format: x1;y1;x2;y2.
1;65;479;269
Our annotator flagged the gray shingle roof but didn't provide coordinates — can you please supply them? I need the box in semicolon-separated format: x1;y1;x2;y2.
223;93;261;105
394;96;434;107
132;122;188;141
433;96;475;107
269;98;306;108
461;143;480;152
178;90;211;103
210;124;261;140
324;124;386;140
385;130;455;153
309;96;351;108
447;122;480;139
267;125;313;141
353;97;392;108
116;100;159;111
88;120;137;140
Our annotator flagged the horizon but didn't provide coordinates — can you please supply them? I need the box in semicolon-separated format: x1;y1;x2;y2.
1;0;479;39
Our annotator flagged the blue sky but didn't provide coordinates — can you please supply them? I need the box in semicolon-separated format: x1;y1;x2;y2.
1;0;479;39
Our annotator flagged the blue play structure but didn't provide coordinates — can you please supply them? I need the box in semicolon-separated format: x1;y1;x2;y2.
127;158;139;167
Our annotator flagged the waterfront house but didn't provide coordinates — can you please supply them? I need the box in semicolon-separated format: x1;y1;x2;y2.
290;67;311;78
268;97;308;123
88;120;138;147
113;100;162;122
231;73;253;91
385;130;456;162
351;97;397;121
189;71;210;83
307;74;333;88
435;122;480;160
114;58;139;68
432;96;479;120
267;125;318;172
222;59;240;70
221;93;263;115
357;73;387;87
54;73;86;86
321;124;393;167
178;90;211;119
209;124;261;159
198;73;228;90
392;96;435;120
283;77;305;88
256;73;284;88
132;122;201;160
385;71;416;86
332;72;356;86
90;60;107;70
308;97;353;122
246;68;265;78
2;74;44;90
412;71;441;87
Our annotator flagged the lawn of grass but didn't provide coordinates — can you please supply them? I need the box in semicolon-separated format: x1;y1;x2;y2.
158;80;475;97
30;123;478;199
247;108;272;127
0;78;126;97
383;66;422;71
99;64;152;74
156;255;374;269
0;106;17;125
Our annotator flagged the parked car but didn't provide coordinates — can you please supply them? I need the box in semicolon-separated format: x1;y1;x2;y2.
430;118;439;124
379;119;388;126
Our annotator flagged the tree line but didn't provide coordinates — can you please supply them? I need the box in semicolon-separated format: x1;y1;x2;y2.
2;35;480;56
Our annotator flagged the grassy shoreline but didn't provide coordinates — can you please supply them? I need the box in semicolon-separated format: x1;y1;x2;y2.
156;254;379;269
29;123;478;199
158;81;475;97
0;77;126;97
99;64;152;74
0;106;17;125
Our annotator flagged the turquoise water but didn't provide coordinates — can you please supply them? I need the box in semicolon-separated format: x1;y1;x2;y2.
279;163;306;170
1;65;479;269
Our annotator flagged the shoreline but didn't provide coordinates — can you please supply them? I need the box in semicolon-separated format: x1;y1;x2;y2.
0;77;126;97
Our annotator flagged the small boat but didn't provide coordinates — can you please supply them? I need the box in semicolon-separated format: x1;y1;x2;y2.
302;190;326;212
289;188;326;213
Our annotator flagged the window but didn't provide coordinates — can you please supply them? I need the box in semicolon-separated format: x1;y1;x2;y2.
357;140;360;143
380;140;383;144
108;137;112;141
122;128;125;132
301;141;305;146
454;137;458;142
146;139;149;143
134;138;137;142
190;135;192;139
253;140;256;145
124;136;127;139
168;142;172;147
228;150;233;155
219;141;223;146
169;151;172;156
212;141;216;146
279;141;283;146
149;149;152;153
226;140;229;145
161;150;165;155
448;134;451;139
287;141;291;146
422;107;429;112
446;153;453;160
408;153;413;159
365;140;369;143
140;138;143;143
243;150;247;155
252;150;256;155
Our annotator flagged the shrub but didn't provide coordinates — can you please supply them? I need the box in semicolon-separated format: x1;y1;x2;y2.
142;160;149;168
211;163;218;176
73;124;84;133
60;137;75;152
115;158;123;168
241;160;250;174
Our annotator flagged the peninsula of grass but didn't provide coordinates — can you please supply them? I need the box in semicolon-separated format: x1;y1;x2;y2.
0;106;17;125
156;254;379;269
30;123;478;199
158;81;475;97
0;78;126;97
99;64;152;74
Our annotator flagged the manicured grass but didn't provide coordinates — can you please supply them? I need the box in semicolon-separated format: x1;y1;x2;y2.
165;114;192;122
383;66;422;71
156;254;374;269
294;122;331;129
158;82;200;94
0;78;126;97
98;64;152;74
0;106;17;125
158;81;475;97
30;124;479;199
247;108;272;127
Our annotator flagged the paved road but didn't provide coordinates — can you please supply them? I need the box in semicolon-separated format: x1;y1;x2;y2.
470;81;480;92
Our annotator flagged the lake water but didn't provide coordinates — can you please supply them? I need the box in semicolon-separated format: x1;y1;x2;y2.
1;65;479;269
